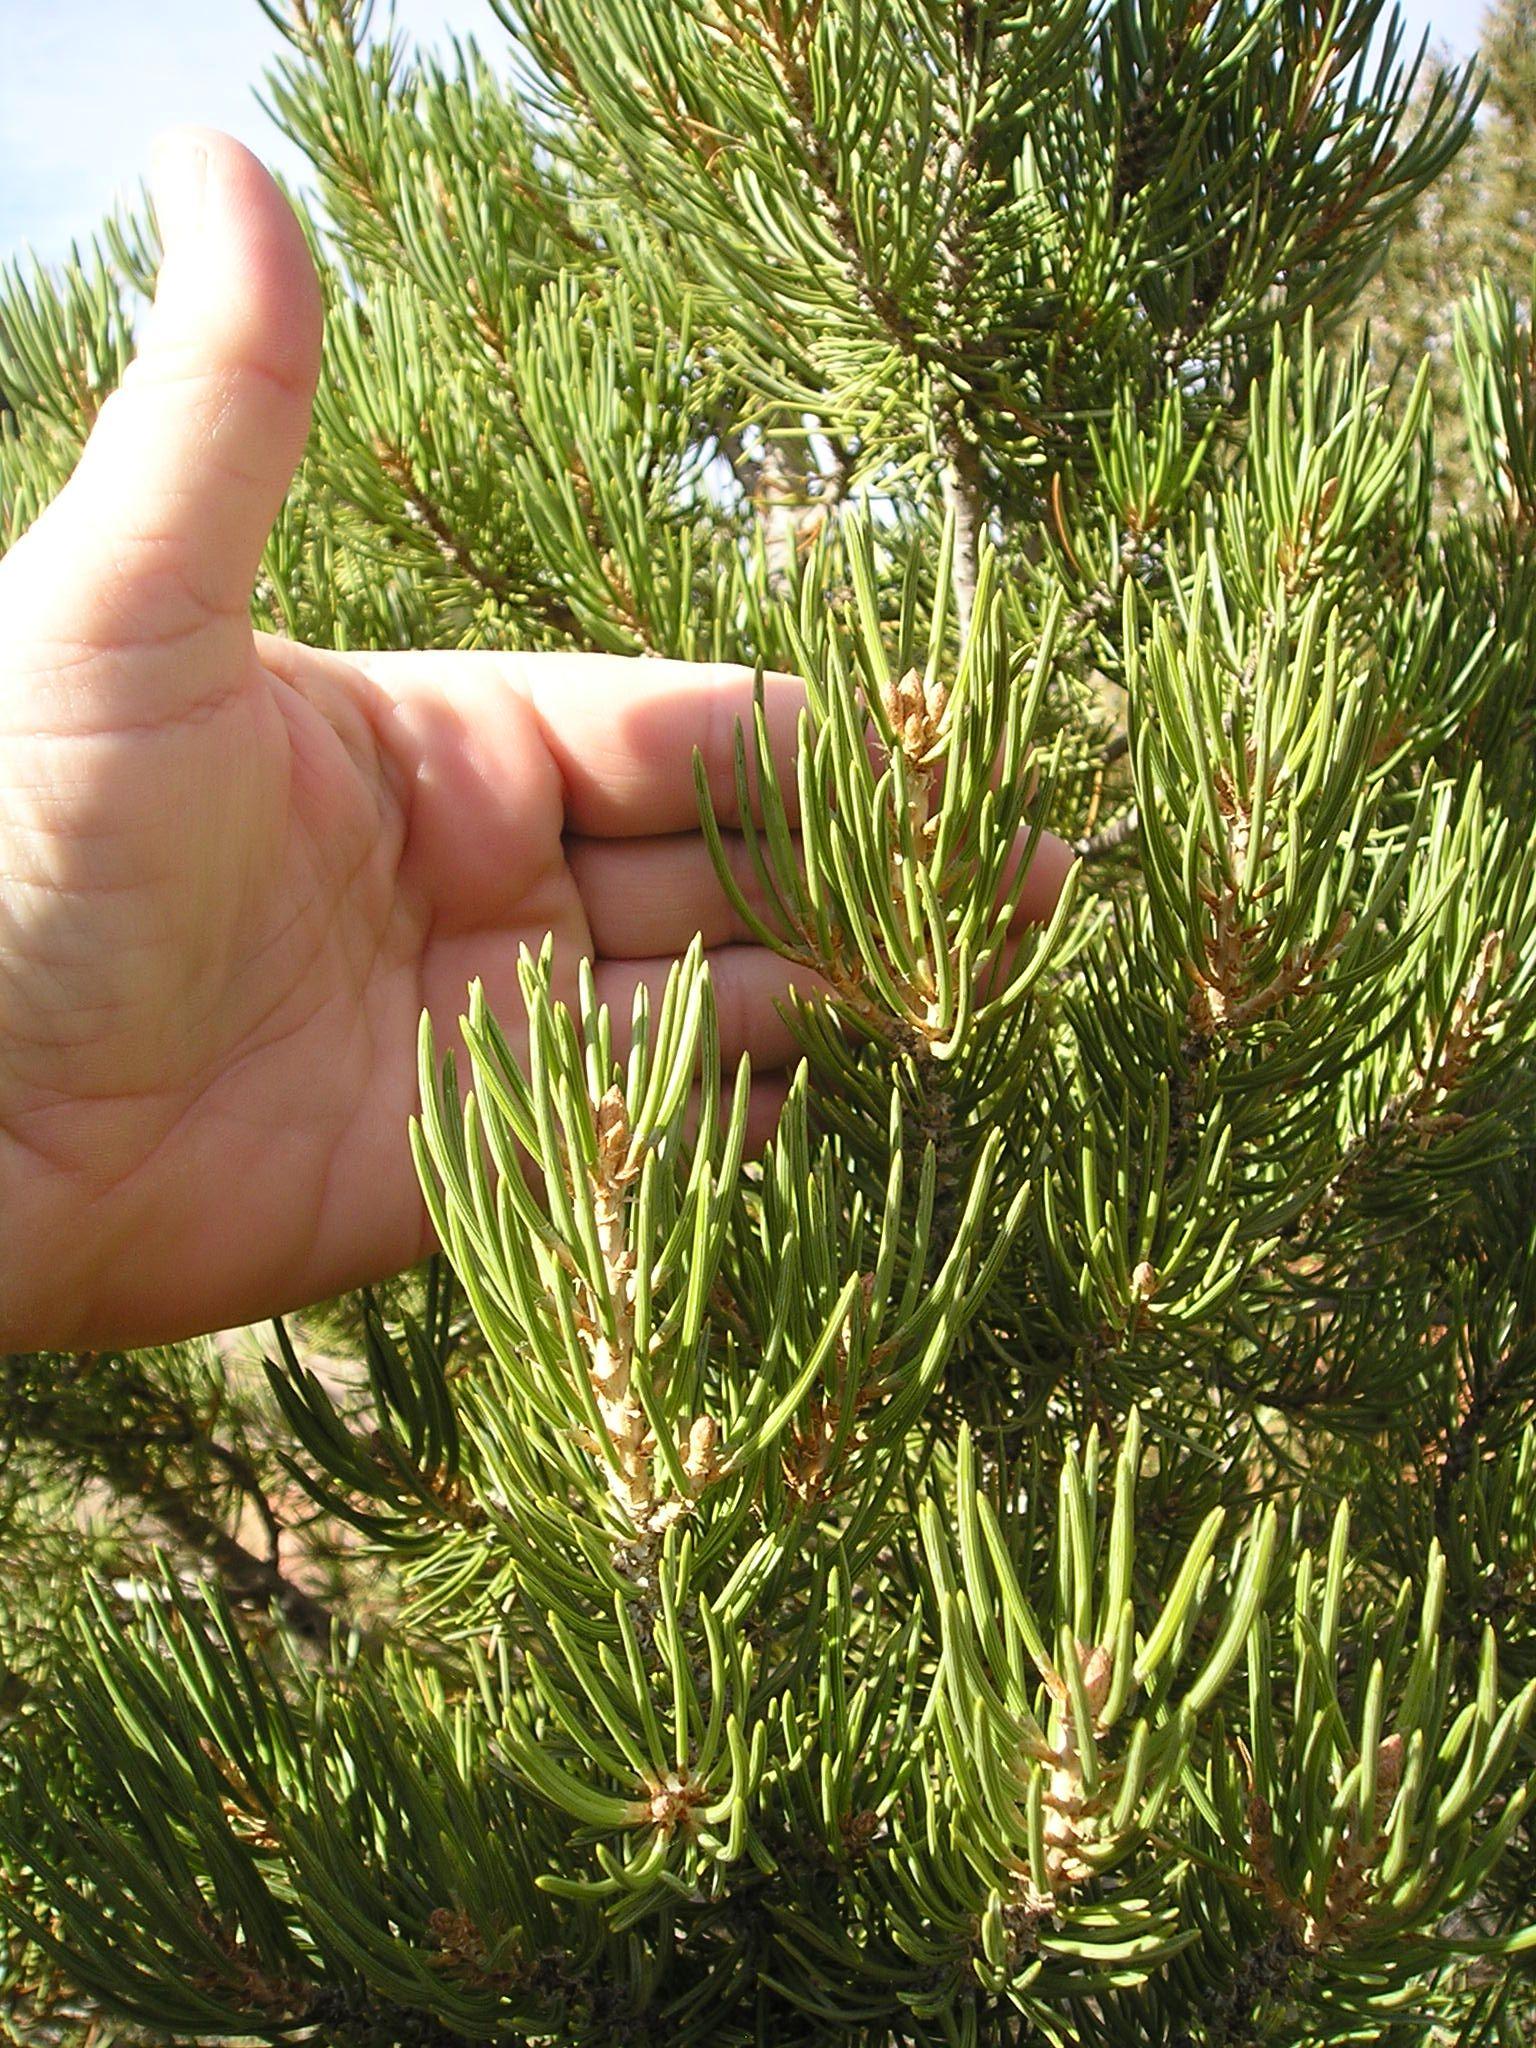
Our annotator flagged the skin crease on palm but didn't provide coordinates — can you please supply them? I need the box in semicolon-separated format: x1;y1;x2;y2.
0;128;1074;1356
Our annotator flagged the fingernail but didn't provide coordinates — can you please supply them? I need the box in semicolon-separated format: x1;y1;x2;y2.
150;132;208;251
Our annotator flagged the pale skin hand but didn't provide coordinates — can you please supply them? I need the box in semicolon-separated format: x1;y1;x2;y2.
0;131;1072;1354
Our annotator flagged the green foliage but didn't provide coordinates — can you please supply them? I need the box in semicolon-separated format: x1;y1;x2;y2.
1357;0;1536;500
4;1;1536;2044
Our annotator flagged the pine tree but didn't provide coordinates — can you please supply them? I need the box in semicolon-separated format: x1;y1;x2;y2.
3;2;1536;2044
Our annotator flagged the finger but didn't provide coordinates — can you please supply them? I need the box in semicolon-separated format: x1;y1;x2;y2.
514;655;807;836
1005;828;1077;927
682;1072;790;1155
566;828;793;958
573;815;1070;969
976;828;1077;991
593;947;827;1071
742;1073;791;1152
22;129;320;674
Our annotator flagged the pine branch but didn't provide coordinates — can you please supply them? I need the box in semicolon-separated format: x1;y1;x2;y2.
934;5;989;644
754;6;992;645
761;17;917;351
1;1349;346;1652
940;433;985;646
755;438;808;594
371;442;581;638
1074;805;1140;860
122;1476;336;1647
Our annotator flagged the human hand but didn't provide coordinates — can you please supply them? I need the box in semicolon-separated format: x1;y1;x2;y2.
0;131;1071;1353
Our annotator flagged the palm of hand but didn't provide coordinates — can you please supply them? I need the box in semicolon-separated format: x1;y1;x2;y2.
0;134;805;1349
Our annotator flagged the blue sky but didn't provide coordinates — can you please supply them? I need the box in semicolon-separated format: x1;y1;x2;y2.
0;0;1492;268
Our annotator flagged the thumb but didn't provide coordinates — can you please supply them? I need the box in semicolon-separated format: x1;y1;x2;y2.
41;128;321;646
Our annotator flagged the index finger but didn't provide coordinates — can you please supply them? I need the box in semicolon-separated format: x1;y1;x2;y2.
515;655;807;837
